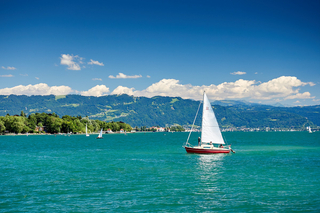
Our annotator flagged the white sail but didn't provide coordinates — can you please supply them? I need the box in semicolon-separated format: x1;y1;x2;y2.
201;92;225;144
98;129;103;137
86;124;89;136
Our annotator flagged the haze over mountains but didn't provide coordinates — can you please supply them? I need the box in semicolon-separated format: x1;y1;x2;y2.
0;95;319;128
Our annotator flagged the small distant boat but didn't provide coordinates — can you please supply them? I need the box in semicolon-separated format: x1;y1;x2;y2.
307;126;312;133
183;92;234;154
96;129;103;139
86;124;89;137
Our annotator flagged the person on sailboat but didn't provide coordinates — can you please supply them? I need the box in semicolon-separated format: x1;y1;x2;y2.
198;137;201;146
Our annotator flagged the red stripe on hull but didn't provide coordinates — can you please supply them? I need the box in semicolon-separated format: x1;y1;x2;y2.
185;147;230;154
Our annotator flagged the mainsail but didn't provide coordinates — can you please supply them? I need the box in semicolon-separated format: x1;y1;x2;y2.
201;92;225;144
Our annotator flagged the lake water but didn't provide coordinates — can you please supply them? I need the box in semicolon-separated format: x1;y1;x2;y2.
1;132;320;212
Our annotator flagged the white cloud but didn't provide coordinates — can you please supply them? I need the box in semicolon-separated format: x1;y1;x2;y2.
92;78;102;81
20;74;28;76
80;85;109;97
147;75;151;78
88;59;104;66
111;86;135;96
0;74;14;77
35;77;39;80
231;71;246;75
60;54;82;70
0;83;110;97
0;83;73;96
111;76;315;101
2;66;16;70
0;76;315;102
109;73;142;79
285;92;314;100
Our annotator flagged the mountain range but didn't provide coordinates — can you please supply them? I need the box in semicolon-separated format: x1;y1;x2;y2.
0;94;319;128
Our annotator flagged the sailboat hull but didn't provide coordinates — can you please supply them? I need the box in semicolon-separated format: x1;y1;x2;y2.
185;146;230;154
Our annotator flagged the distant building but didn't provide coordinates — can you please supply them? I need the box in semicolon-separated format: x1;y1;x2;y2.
150;127;165;132
35;126;46;132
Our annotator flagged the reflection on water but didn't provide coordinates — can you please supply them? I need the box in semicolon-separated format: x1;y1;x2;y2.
196;154;226;182
195;154;226;195
198;154;225;171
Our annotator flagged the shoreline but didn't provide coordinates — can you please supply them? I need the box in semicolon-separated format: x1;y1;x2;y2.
0;131;157;136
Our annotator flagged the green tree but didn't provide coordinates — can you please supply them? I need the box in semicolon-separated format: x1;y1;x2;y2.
91;120;100;132
109;122;120;132
170;125;185;132
11;117;26;133
20;111;26;117
46;116;62;133
27;114;37;132
0;119;6;134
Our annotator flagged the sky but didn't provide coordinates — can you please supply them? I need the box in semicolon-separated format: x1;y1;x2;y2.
1;0;319;106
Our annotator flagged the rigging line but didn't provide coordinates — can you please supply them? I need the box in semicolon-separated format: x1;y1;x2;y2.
185;100;202;147
221;130;229;146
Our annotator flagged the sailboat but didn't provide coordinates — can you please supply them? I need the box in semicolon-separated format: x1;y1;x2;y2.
307;126;312;133
96;129;103;139
86;124;90;137
184;92;234;154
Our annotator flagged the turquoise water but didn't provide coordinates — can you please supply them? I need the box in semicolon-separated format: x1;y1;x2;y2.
1;132;320;212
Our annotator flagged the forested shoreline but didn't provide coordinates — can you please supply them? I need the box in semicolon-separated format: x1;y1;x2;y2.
0;111;132;134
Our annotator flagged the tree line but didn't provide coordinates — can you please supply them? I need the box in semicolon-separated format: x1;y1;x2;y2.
0;111;132;134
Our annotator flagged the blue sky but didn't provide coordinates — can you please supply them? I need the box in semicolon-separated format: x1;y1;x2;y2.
1;0;319;106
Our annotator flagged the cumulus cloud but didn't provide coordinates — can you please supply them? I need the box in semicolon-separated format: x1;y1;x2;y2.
60;54;82;70
0;76;315;101
147;75;151;78
80;85;109;97
88;59;104;66
0;83;110;97
111;86;135;96
285;92;314;100
111;76;315;101
2;66;16;70
0;74;14;77
231;71;246;75
0;83;73;96
92;78;102;81
109;73;142;79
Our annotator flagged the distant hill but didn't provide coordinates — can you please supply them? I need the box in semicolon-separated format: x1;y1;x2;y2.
0;94;319;128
